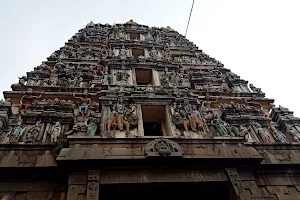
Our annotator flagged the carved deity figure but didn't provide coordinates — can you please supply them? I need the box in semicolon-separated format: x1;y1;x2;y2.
10;121;26;143
150;47;158;59
144;32;153;42
270;125;287;143
286;125;300;142
26;121;42;143
178;74;190;87
237;125;250;137
73;89;91;116
101;71;109;85
48;121;61;143
212;118;235;137
86;116;98;136
19;89;44;111
119;45;128;59
245;96;265;116
253;122;271;143
18;76;27;85
200;99;217;124
115;65;130;85
106;96;137;132
172;99;204;133
160;67;177;87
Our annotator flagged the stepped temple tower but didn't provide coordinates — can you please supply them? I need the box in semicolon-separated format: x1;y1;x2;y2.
1;20;300;200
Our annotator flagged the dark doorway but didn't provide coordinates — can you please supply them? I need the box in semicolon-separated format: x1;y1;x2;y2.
130;32;140;40
132;48;145;58
100;182;231;200
142;106;167;136
143;122;163;136
135;69;153;85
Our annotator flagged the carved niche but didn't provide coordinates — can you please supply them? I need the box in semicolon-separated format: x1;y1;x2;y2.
144;137;183;157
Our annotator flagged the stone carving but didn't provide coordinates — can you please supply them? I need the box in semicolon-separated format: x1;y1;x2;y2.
212;118;236;137
26;121;42;143
150;46;159;59
145;137;183;157
47;121;61;143
18;75;27;85
87;170;100;200
249;83;265;95
270;124;287;143
19;89;44;112
226;168;244;194
171;99;204;134
244;96;265;116
86;116;98;136
106;96;137;133
253;122;271;143
178;73;190;88
160;67;176;87
115;65;130;85
9;120;26;143
73;89;91;116
119;45;129;59
286;125;300;142
88;170;100;181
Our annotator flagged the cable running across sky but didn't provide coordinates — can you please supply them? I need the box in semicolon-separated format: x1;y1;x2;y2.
184;0;195;37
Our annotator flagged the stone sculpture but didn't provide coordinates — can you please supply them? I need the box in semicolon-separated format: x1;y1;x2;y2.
86;116;98;136
73;89;91;116
26;121;42;143
172;99;204;133
106;96;137;132
19;89;44;112
48;121;62;143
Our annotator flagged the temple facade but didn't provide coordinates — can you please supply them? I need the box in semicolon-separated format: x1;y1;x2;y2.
0;20;300;200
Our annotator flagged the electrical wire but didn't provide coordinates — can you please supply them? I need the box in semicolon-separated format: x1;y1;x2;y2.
184;0;195;37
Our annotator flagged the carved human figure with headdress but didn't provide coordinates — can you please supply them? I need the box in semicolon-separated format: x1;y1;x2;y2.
26;121;42;143
172;99;203;133
19;89;44;112
253;122;271;143
212;118;235;137
286;125;300;142
48;121;61;143
10;120;26;143
106;96;137;133
270;125;286;143
119;45;128;59
115;65;130;85
150;46;158;59
73;89;91;116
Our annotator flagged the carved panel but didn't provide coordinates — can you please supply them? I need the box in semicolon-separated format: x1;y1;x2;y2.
86;170;99;200
100;170;227;184
226;168;245;194
144;137;183;157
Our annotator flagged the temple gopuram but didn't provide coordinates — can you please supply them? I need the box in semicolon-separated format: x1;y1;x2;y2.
1;20;300;200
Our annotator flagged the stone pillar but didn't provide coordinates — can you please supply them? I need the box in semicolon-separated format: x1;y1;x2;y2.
152;69;160;86
66;173;88;200
226;168;245;200
132;68;137;85
86;170;100;200
137;104;144;137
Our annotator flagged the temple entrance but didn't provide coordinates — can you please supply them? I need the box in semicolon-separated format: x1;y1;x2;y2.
100;182;230;200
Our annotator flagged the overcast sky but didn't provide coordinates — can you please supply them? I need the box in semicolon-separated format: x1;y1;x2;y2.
0;0;299;116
